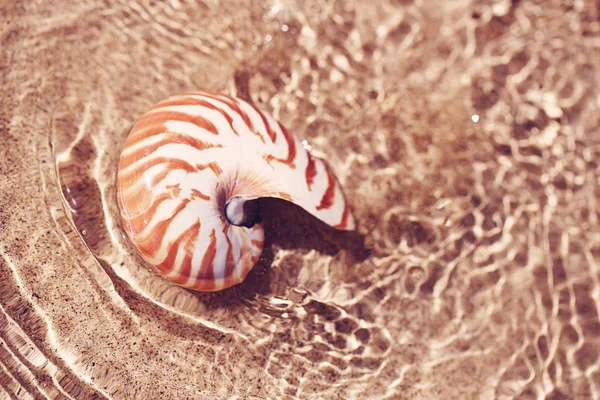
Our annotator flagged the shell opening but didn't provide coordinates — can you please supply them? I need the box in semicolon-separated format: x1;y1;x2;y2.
224;196;260;228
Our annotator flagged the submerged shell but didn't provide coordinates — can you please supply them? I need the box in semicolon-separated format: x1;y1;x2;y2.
117;91;355;291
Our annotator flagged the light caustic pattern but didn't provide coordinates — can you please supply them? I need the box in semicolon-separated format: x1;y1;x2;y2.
117;92;355;291
2;0;600;399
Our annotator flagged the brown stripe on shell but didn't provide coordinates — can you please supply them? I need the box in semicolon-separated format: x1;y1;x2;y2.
123;166;183;204
207;93;269;143
263;122;297;168
125;125;170;147
155;96;242;136
119;162;195;212
155;221;200;278
196;161;222;176
316;165;336;211
119;161;194;216
190;189;210;201
222;95;267;143
165;184;182;197
134;198;191;257
196;229;218;280
120;132;223;169
334;203;349;230
305;153;317;190
120;157;196;180
132;110;220;136
204;94;254;129
222;225;237;279
127;192;172;234
247;102;277;143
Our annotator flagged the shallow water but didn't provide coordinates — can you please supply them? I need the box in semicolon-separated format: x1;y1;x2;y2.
1;0;600;399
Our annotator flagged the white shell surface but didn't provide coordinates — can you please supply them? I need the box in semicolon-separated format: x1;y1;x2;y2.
117;91;355;291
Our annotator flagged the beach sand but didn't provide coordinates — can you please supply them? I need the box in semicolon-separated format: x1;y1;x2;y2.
1;0;599;398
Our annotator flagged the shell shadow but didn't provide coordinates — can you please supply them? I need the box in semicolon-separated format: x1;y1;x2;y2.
189;197;369;302
259;197;369;262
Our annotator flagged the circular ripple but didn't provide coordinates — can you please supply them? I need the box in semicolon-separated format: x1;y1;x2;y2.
1;0;599;399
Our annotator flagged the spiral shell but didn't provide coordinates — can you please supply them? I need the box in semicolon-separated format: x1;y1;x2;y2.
117;91;355;291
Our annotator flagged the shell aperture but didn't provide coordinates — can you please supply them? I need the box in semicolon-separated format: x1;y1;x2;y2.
117;91;355;292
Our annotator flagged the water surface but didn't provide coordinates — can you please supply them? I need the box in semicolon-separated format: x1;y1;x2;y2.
1;0;600;399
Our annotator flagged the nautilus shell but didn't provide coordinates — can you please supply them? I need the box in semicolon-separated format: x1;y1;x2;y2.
117;91;355;291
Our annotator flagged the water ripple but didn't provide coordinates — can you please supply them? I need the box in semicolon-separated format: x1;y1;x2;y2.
1;0;599;398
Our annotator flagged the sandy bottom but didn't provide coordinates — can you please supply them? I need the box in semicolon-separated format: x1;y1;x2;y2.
1;0;600;399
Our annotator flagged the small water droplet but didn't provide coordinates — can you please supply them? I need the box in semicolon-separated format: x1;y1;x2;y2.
471;114;480;123
281;24;289;32
264;34;272;43
81;229;87;236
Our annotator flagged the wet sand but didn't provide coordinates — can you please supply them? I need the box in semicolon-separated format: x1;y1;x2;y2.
1;0;600;399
